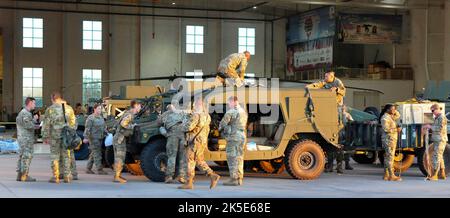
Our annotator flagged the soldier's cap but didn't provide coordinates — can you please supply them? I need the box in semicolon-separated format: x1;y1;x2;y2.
430;103;442;110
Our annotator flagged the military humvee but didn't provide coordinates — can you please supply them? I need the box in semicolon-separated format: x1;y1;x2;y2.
117;79;344;182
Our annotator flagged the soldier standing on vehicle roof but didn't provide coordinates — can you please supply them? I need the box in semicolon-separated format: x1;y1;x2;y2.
423;104;448;181
157;104;188;184
219;96;248;186
16;97;40;182
42;92;77;183
84;103;108;175
380;104;402;181
178;99;221;189
216;51;251;87
112;100;141;183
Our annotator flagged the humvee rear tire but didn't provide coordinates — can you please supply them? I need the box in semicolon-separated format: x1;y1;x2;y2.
418;144;450;177
140;139;167;182
284;140;325;180
259;158;285;174
352;151;376;164
378;151;415;172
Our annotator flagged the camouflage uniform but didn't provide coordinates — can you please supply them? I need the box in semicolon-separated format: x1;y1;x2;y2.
217;53;248;87
42;103;77;182
84;114;106;172
16;108;36;179
112;110;135;179
430;113;448;178
158;110;187;180
381;111;401;180
305;77;346;106
219;104;248;183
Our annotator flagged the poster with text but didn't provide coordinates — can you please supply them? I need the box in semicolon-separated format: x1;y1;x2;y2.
286;6;336;45
338;13;402;44
287;37;333;74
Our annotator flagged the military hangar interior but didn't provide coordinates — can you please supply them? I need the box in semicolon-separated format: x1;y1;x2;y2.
1;0;450;198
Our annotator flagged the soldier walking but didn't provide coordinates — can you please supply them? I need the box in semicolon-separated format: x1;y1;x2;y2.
158;104;187;184
42;92;77;183
178;99;220;189
84;103;108;175
424;103;448;181
219;96;248;186
380;104;402;181
112;100;141;183
16;97;39;182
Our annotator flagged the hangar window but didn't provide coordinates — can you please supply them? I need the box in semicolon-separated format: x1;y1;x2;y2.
82;69;102;105
186;70;203;81
22;68;43;107
23;18;43;48
238;27;255;54
83;21;102;50
186;25;204;54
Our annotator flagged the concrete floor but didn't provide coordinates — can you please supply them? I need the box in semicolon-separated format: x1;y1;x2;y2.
1;149;450;198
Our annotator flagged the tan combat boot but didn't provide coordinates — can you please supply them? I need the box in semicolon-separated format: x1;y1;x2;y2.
113;164;127;183
16;172;22;181
49;161;60;184
439;168;447;180
238;178;243;186
427;168;439;181
208;172;221;189
165;176;175;184
20;173;36;182
178;177;194;189
63;175;72;183
383;168;390;181
389;168;402;181
86;169;95;174
223;178;240;186
177;176;186;184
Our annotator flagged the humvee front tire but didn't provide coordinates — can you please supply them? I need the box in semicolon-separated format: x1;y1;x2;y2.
140;139;167;182
284;140;325;180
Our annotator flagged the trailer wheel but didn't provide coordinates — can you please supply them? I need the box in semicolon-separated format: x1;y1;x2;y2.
284;140;325;180
352;151;376;164
140;139;167;182
378;151;415;172
418;144;450;177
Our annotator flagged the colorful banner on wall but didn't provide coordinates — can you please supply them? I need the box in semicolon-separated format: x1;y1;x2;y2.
286;6;336;45
287;37;333;74
338;13;402;44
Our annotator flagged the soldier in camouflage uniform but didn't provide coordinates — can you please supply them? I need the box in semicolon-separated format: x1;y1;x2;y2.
305;71;346;107
219;96;248;186
59;99;78;181
112;100;141;183
424;104;448;181
216;51;251;87
84;103;108;175
380;104;402;181
178;99;221;189
157;104;188;184
16;97;39;182
42;92;77;183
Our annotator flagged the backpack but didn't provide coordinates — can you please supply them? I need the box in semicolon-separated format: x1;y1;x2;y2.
61;104;82;150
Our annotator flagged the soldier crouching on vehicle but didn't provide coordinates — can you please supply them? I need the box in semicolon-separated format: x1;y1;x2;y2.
16;97;40;182
157;104;188;184
219;96;248;186
112;100;142;183
380;104;402;181
84;103;108;175
178;99;221;189
42;92;77;183
423;103;448;181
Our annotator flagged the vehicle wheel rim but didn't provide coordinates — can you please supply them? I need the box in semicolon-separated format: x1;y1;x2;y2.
153;152;167;173
298;152;315;170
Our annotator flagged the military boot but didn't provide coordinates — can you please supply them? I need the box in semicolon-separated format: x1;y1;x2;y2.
178;177;194;189
113;165;127;183
345;161;354;170
336;161;344;174
438;168;446;180
238;178;243;186
325;161;333;173
50;161;60;184
383;168;390;181
63;175;72;183
16;172;22;181
165;176;175;184
427;167;439;181
97;169;108;175
208;172;221;189
223;178;240;186
177;176;187;184
20;173;36;182
72;173;78;180
389;168;402;181
86;169;95;174
49;176;60;183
